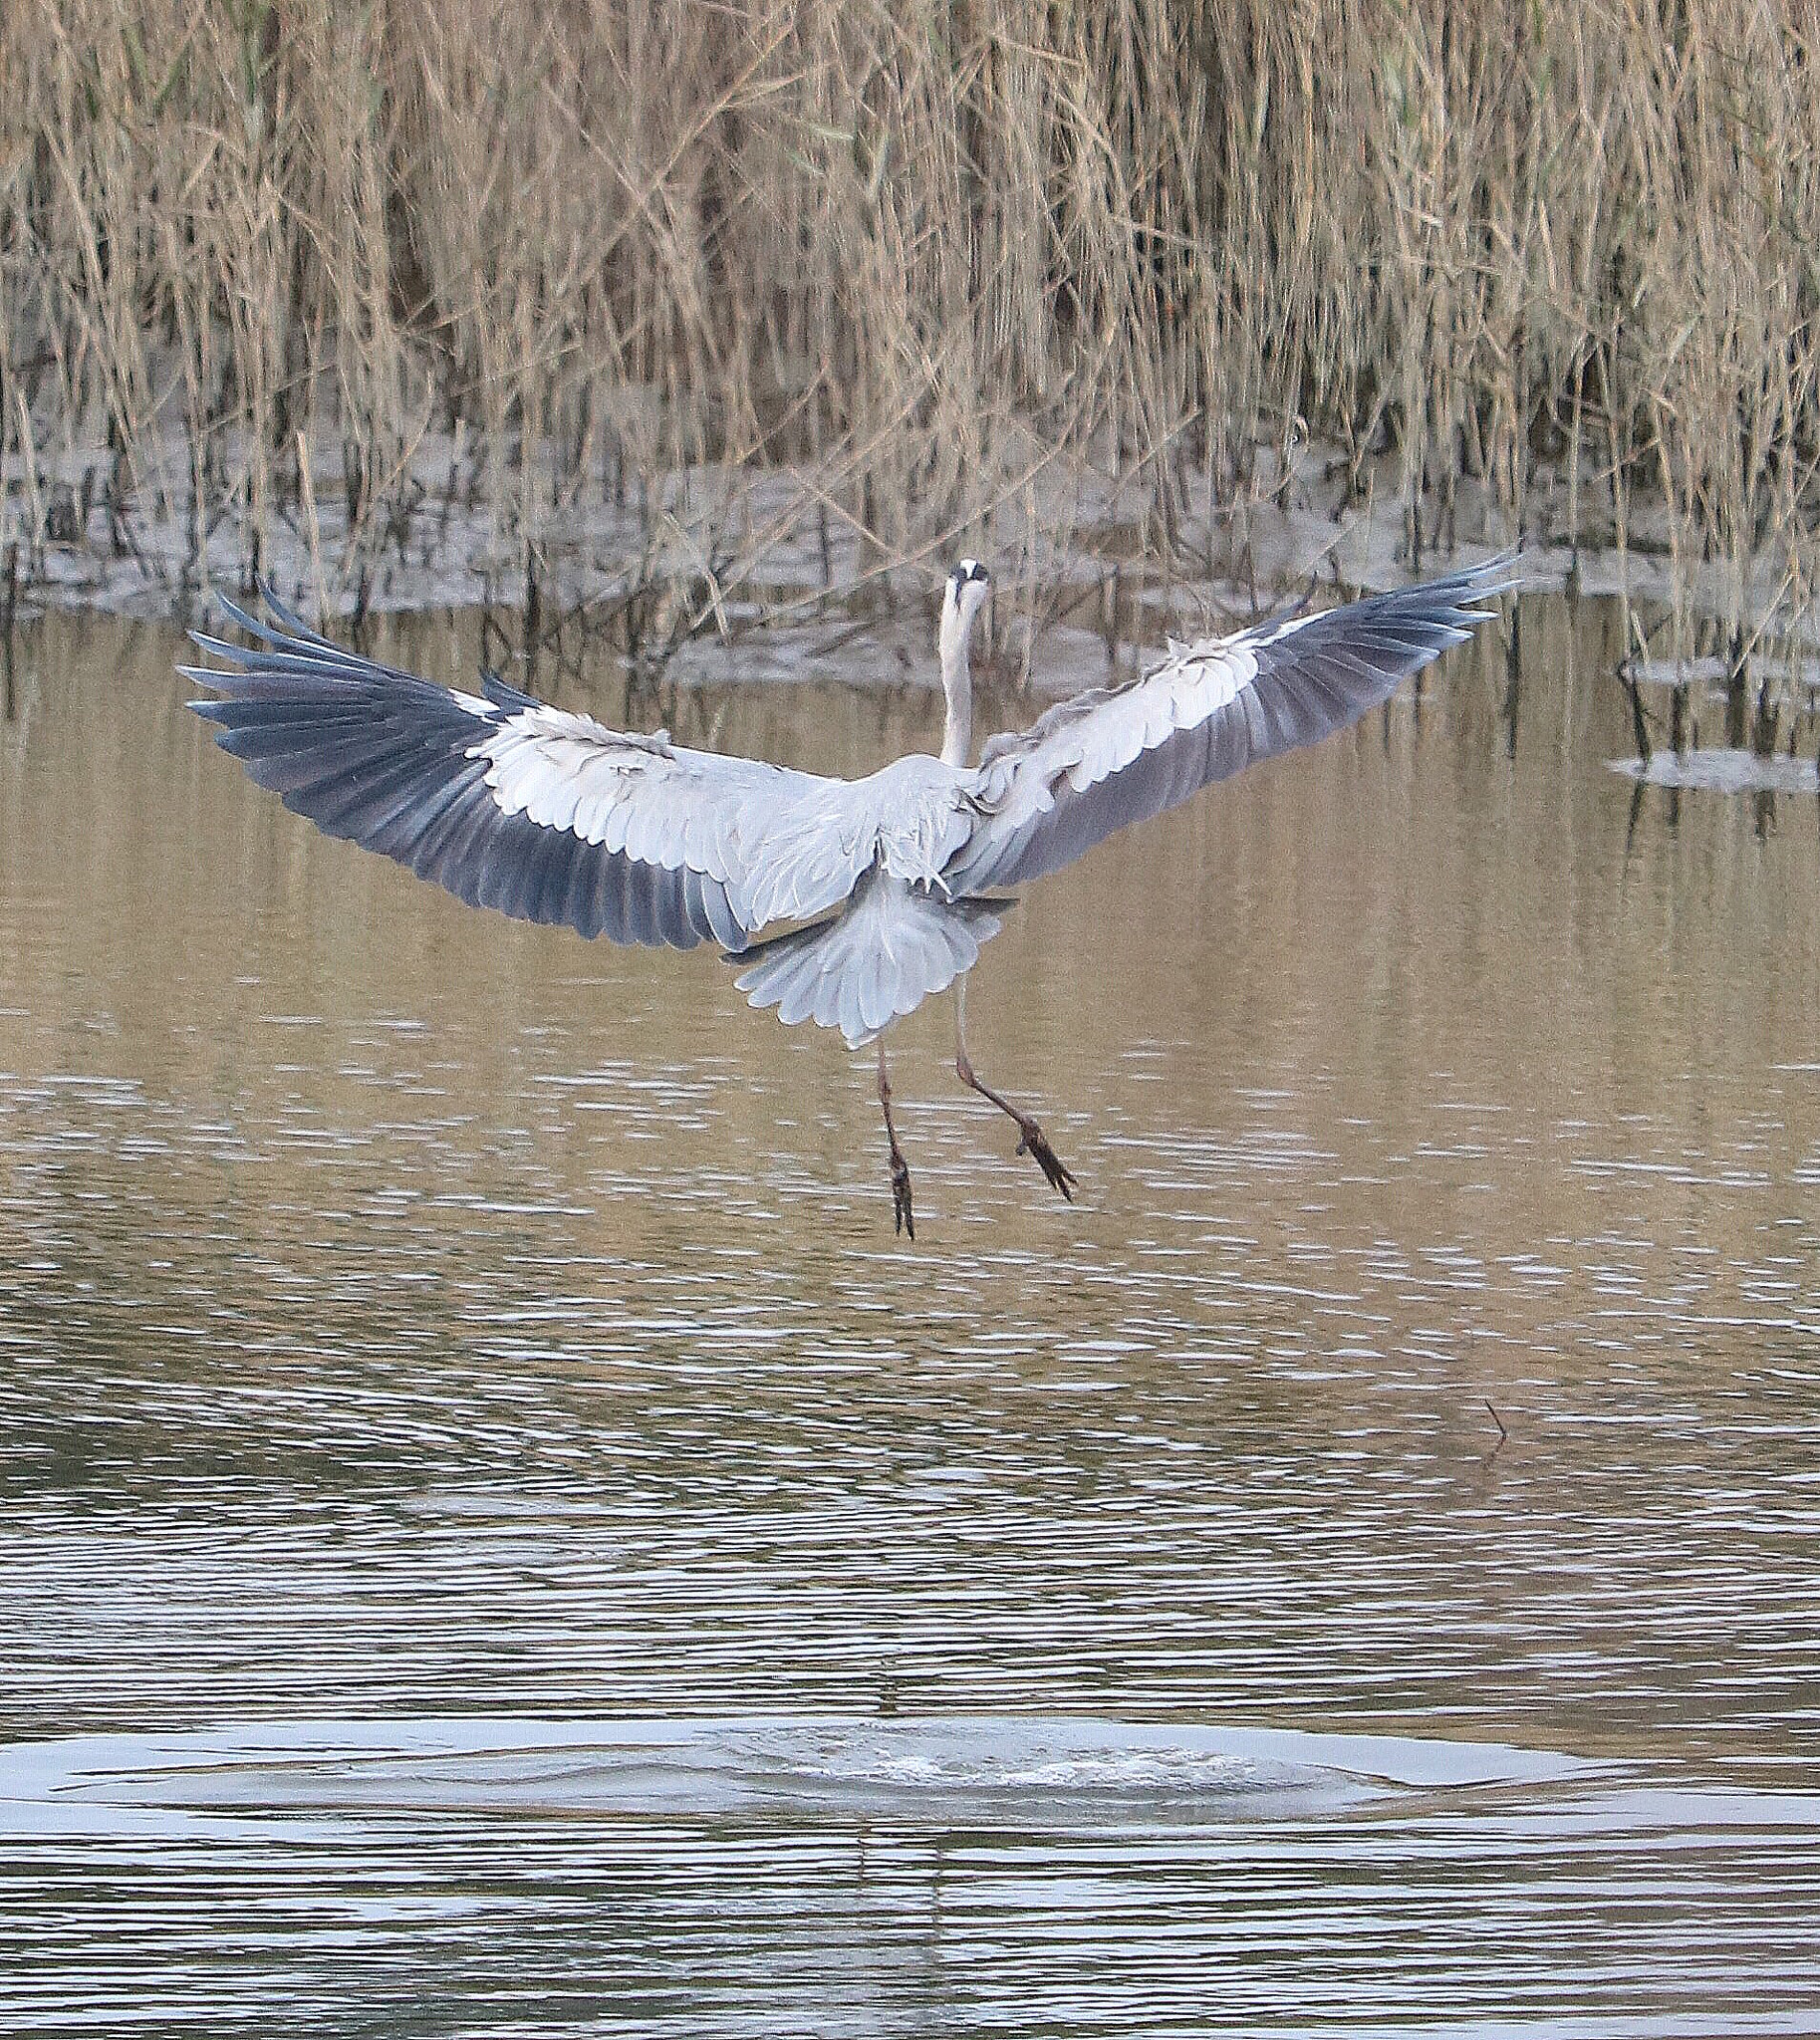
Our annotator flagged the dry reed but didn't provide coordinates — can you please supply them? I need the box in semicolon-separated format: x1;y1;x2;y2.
1;0;1816;654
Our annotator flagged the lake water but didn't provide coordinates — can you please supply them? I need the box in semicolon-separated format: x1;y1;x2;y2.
2;592;1818;2034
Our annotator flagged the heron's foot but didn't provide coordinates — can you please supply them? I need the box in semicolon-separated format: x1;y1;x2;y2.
1012;1114;1077;1202
878;1053;913;1239
889;1143;914;1239
955;1045;1077;1203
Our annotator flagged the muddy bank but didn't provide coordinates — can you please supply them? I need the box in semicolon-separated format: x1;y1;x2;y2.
0;414;1779;663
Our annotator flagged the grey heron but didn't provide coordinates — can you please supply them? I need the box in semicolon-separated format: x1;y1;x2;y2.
187;551;1512;1234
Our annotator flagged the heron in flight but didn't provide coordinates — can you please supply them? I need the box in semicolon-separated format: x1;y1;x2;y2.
187;552;1511;1235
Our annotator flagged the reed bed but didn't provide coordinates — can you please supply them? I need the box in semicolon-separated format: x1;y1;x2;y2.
2;0;1817;662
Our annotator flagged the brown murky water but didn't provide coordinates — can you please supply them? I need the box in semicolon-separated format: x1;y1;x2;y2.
2;595;1819;2034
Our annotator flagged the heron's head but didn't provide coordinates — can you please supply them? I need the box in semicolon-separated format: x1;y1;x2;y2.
945;557;990;621
940;557;991;665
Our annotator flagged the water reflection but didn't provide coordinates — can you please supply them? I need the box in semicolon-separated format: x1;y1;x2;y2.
2;598;1819;2032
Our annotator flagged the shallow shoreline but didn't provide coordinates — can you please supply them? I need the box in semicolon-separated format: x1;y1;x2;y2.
0;421;1778;684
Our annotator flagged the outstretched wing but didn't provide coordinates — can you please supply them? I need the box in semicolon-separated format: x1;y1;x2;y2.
950;555;1514;893
185;593;898;952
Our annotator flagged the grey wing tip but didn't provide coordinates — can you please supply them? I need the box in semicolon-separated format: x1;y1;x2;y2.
211;587;264;637
199;580;340;657
1445;546;1526;604
183;591;273;667
184;632;257;669
1378;549;1522;637
256;579;342;644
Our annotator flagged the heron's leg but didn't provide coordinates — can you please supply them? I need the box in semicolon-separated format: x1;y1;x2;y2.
877;1038;913;1239
952;979;1078;1201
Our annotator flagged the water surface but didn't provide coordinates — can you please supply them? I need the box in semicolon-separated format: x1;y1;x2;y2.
2;595;1818;2033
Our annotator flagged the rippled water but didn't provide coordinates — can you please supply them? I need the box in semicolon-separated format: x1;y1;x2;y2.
3;595;1819;2033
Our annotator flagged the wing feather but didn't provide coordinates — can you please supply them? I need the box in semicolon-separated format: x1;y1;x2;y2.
185;591;925;953
951;554;1513;892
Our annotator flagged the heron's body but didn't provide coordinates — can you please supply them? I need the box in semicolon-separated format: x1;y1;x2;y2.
188;551;1512;1231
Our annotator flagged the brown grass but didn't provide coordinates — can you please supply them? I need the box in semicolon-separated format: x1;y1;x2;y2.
2;0;1817;644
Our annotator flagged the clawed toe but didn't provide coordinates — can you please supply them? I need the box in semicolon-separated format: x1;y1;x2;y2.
1014;1118;1078;1201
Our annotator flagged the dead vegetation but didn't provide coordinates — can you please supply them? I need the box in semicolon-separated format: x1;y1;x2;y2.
1;0;1817;667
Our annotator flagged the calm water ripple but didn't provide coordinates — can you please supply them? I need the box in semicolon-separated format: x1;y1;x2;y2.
2;599;1819;2032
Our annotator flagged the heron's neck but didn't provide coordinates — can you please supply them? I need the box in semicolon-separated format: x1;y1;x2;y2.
939;613;973;769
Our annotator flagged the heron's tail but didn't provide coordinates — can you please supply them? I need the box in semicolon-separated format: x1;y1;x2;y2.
732;870;1012;1047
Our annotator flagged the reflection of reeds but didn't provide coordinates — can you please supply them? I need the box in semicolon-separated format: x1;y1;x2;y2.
3;0;1817;632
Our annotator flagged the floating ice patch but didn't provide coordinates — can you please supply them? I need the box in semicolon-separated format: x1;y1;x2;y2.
1609;747;1819;795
